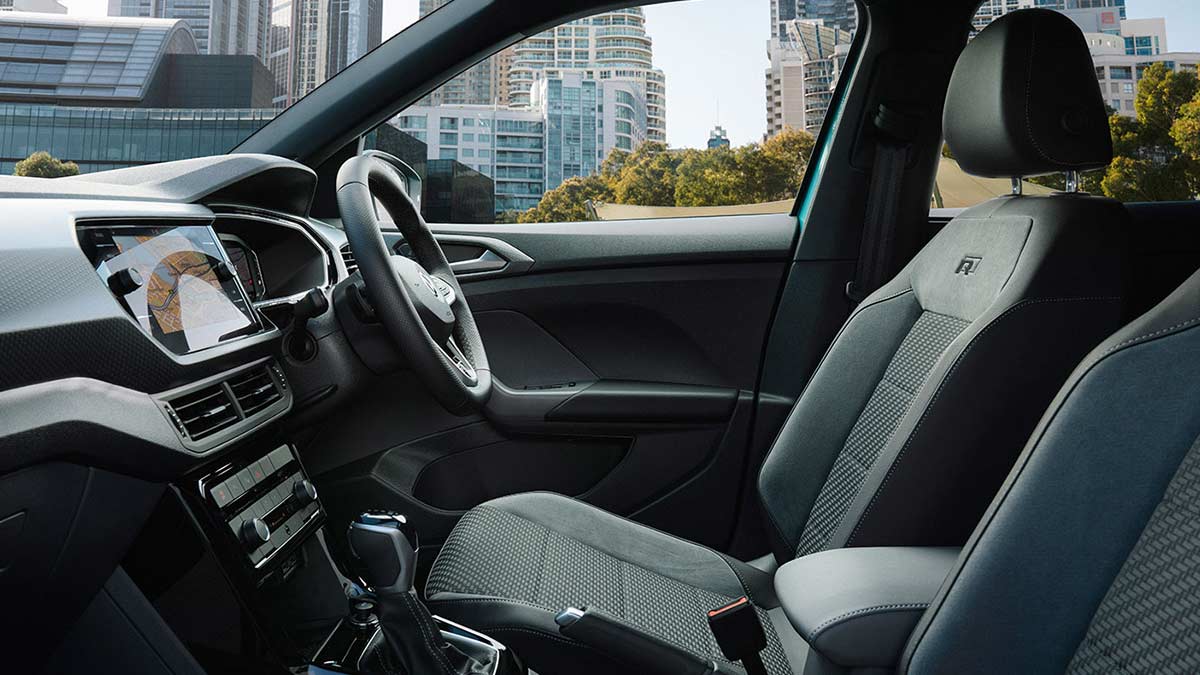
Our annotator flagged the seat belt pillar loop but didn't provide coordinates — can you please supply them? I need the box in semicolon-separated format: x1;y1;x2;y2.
847;103;922;305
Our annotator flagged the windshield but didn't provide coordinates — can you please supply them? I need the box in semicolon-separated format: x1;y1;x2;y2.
0;0;425;175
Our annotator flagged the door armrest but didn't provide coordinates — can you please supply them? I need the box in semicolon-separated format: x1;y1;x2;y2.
774;547;959;669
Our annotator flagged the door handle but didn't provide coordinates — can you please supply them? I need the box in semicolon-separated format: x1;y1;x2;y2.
450;249;508;275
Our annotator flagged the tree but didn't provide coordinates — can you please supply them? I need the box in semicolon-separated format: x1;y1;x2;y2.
14;151;79;178
516;127;817;222
757;126;816;200
1083;64;1200;201
517;174;612;223
1133;63;1199;149
1171;93;1200;160
674;147;744;206
1101;155;1198;202
612;142;681;206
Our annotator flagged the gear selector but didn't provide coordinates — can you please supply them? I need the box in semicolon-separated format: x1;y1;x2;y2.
342;511;517;675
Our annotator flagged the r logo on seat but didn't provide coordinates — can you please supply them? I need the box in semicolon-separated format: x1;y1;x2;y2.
955;256;982;276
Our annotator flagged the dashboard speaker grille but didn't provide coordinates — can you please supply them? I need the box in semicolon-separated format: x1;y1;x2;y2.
340;244;358;275
168;385;238;440
229;367;282;418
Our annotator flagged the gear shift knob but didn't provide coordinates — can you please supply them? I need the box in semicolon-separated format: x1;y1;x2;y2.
348;511;418;595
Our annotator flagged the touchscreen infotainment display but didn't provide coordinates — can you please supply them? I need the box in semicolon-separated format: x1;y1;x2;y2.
86;223;261;355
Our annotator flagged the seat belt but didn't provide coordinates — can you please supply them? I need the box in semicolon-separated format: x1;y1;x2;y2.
846;103;922;304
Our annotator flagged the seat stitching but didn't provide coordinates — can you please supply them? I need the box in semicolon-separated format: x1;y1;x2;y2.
1099;315;1200;356
808;602;930;642
846;296;1121;546
427;595;556;612
758;288;916;556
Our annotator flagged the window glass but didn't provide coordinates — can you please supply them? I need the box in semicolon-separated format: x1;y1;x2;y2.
376;0;852;223
0;1;425;175
935;3;1200;208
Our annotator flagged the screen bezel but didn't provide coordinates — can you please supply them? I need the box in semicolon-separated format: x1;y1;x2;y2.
77;218;265;356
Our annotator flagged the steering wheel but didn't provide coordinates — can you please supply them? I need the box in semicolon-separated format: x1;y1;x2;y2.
336;153;491;414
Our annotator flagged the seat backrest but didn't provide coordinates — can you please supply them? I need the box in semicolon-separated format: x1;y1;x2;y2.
902;266;1200;674
757;9;1127;563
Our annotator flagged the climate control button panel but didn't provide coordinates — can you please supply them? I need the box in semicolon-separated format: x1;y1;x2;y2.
201;444;323;569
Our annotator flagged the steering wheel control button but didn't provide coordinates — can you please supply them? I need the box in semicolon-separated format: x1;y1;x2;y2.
241;518;271;548
106;267;143;296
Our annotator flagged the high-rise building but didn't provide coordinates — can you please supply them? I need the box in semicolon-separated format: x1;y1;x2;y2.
974;0;1126;32
508;8;666;143
108;0;269;59
417;0;499;106
531;70;647;190
326;0;381;75
1087;20;1196;117
707;126;730;149
765;19;852;137
391;104;546;214
773;0;856;38
290;0;328;101
0;0;66;13
770;0;797;42
797;0;856;34
266;0;294;106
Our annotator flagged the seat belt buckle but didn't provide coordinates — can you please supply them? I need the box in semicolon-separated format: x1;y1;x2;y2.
706;596;766;663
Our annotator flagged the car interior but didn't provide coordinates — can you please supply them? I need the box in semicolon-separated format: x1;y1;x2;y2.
2;0;1199;674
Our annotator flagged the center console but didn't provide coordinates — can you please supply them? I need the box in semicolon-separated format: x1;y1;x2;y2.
200;444;323;571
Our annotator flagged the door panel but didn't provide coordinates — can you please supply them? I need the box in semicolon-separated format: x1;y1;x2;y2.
303;212;825;557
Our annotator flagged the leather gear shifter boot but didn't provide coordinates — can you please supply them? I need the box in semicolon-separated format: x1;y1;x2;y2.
378;588;492;675
348;512;493;674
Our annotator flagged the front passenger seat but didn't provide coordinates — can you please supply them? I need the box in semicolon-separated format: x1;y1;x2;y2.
425;10;1129;674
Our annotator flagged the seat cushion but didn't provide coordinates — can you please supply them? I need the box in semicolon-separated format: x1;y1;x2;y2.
425;492;798;675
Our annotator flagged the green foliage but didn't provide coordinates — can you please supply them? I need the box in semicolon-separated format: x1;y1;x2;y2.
612;141;681;206
1133;64;1199;148
1088;64;1200;201
14;151;79;178
517;174;613;223
1171;96;1200;160
517;127;817;223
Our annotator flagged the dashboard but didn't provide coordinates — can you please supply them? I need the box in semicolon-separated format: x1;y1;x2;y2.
0;154;373;665
0;154;351;472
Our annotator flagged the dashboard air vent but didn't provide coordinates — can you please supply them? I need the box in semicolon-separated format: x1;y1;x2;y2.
228;367;282;417
168;385;238;440
340;244;358;275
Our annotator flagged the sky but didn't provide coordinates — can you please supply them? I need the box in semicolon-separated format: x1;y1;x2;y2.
61;0;1200;149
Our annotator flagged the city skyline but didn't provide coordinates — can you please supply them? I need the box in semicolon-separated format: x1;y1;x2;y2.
48;0;1200;150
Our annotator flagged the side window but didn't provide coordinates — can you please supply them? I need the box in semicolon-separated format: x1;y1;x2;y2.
935;5;1200;209
371;1;858;224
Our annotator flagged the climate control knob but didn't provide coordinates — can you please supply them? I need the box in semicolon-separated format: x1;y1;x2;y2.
240;517;271;548
292;479;317;505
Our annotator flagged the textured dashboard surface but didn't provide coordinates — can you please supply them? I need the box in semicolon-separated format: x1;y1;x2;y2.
0;199;281;393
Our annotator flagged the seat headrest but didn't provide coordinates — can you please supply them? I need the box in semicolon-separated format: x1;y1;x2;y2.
944;9;1112;178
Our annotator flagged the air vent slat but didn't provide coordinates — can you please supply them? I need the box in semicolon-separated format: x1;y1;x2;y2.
229;366;282;418
167;384;239;441
341;244;358;275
